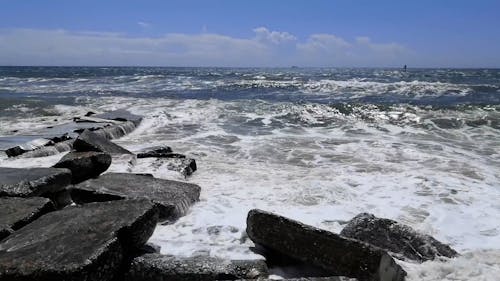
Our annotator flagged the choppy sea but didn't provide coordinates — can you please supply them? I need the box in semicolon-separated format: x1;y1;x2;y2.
1;67;499;280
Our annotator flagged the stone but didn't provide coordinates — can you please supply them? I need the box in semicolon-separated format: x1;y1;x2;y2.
53;151;112;183
136;148;175;158
234;276;358;281
73;129;132;154
0;167;72;197
0;197;55;241
95;109;143;126
0;199;159;281
124;254;268;281
70;173;201;221
339;213;459;262
246;210;406;281
5;138;53;157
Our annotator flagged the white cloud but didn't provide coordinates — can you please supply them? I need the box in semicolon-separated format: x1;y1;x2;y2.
253;27;296;44
0;27;412;67
137;21;151;28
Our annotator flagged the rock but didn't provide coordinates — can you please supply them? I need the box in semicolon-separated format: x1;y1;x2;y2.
0;167;72;197
70;173;200;221
339;213;459;262
0;197;55;241
0;199;159;281
234;276;358;281
5;138;53;157
125;254;268;281
53;151;112;184
136;148;176;158
73;129;132;154
95;109;143;126
246;210;406;281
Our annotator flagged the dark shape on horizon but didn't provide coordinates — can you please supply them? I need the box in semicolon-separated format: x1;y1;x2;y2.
403;65;407;72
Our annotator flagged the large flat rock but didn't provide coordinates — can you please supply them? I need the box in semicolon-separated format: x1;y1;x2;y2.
0;167;72;197
125;254;268;281
0;197;55;241
246;210;406;281
53;151;112;184
0;199;159;281
95;109;143;126
71;173;201;221
73;129;132;154
340;213;458;262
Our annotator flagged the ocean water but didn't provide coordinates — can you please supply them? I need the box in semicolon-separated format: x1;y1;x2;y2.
1;66;500;280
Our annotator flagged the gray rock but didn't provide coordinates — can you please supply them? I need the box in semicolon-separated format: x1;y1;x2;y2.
53;151;112;183
0;199;159;281
70;173;200;221
5;138;53;157
95;109;143;126
233;276;358;281
340;213;458;262
0;197;55;241
0;167;72;197
74;129;132;154
137;146;173;157
125;254;268;281
246;210;406;281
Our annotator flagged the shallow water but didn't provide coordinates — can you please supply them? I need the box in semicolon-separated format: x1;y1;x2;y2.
1;67;499;280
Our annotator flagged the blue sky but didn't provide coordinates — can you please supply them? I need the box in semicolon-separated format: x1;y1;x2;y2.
0;0;499;67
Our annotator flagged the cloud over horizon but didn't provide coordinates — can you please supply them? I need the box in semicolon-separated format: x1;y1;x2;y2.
0;27;412;67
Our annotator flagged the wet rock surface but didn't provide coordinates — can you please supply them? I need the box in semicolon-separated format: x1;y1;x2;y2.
340;213;459;262
70;173;201;221
137;146;197;177
53;151;112;183
0;167;72;197
0;199;159;281
125;254;269;281
74;129;132;154
246;209;406;281
0;197;55;241
95;109;143;126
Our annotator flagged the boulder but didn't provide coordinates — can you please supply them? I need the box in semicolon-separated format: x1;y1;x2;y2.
5;138;53;157
136;146;174;158
0;199;159;281
95;109;143;126
0;167;72;197
125;254;268;281
339;213;458;262
246;210;406;281
238;276;358;281
0;197;55;241
73;129;132;154
70;173;201;221
53;151;112;183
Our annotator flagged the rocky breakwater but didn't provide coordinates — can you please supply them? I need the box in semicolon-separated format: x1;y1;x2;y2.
0;109;206;280
1;109;143;158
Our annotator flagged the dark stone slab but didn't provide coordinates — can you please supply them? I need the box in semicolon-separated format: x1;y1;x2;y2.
340;213;459;262
5;138;52;157
246;210;406;281
74;129;132;154
0;199;159;281
137;146;173;157
53;151;112;184
234;276;358;281
0;197;55;241
95;109;143;126
125;254;268;281
0;167;72;197
71;173;201;221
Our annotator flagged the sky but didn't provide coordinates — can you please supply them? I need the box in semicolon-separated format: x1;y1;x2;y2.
0;0;499;67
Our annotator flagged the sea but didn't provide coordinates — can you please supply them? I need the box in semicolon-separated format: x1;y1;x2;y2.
1;66;499;280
